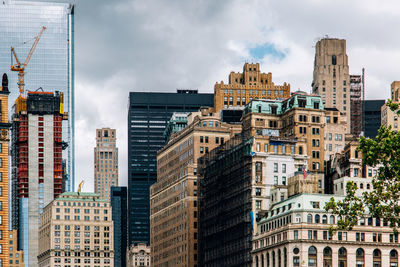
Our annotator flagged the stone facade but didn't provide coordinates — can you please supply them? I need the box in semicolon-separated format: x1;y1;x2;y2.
9;229;24;267
324;108;347;160
38;192;114;267
312;38;351;133
94;128;118;200
127;243;150;267
381;81;400;131
214;63;290;112
252;194;400;267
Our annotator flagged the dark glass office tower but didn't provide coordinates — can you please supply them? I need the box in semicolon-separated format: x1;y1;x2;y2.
363;100;385;138
128;90;213;245
111;186;128;267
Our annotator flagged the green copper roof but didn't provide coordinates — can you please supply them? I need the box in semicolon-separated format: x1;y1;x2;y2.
243;92;324;115
164;112;190;143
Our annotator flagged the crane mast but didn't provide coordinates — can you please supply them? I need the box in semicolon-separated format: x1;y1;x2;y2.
10;26;46;96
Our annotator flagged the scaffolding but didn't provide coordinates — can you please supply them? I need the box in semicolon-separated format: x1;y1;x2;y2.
199;135;254;267
350;74;363;136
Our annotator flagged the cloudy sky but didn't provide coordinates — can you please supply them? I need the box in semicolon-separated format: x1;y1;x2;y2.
74;0;400;191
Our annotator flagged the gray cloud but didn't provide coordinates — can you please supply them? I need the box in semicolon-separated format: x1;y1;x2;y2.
74;0;400;191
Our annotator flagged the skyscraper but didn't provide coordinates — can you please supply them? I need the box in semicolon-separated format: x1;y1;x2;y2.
0;74;11;267
11;91;67;266
111;186;127;267
128;90;213;245
312;38;351;132
94;128;118;200
0;0;75;191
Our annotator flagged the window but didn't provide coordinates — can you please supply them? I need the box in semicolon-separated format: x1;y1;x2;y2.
256;143;260;152
308;246;317;266
255;188;261;196
282;176;286;185
205;136;208;143
215;137;219;144
274;163;278;172
264;144;268;152
274;176;278;185
256;200;262;210
282;164;286;173
294;230;298;240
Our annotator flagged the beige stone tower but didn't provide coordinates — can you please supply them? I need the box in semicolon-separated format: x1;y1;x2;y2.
312;38;351;132
94;128;118;200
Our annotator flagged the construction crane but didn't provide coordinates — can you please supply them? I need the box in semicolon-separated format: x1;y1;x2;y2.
10;26;46;96
77;180;85;194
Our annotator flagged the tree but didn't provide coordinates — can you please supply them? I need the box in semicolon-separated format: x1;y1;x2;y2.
325;101;400;233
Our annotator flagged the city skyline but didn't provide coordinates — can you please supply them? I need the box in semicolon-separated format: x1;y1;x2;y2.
0;1;398;192
73;0;400;192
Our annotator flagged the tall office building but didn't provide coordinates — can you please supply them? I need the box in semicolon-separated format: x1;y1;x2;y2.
94;128;118;200
11;91;68;267
0;74;11;267
214;62;290;112
312;38;351;132
128;90;213;245
111;186;127;267
0;0;75;192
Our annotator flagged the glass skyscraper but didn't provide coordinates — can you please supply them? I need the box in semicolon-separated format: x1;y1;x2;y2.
111;186;128;267
128;90;213;245
0;0;75;194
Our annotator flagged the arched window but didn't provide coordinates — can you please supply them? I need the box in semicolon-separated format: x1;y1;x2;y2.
272;251;276;267
322;215;327;224
373;249;381;267
323;247;332;267
315;214;320;223
356;248;365;267
278;249;282;267
267;252;270;267
261;254;264;267
256;256;259;267
307;214;313;223
329;215;335;224
296;214;301;223
284;248;287;267
338;247;347;267
390;249;398;267
308;246;317;266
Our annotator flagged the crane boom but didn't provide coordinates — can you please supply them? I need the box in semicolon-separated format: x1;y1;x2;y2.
23;26;46;68
10;26;46;95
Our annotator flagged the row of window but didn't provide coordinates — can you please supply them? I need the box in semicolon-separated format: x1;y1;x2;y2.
255;143;302;155
199;136;224;144
56;208;107;214
223;89;284;96
56;202;107;207
255;246;397;267
55;215;108;221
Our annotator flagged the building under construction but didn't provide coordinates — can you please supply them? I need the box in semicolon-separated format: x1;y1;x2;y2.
199;135;254;267
350;74;363;136
11;90;67;266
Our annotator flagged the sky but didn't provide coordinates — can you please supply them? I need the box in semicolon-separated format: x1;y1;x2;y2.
73;0;400;192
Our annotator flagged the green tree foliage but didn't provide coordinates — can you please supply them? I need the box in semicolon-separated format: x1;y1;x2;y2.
325;101;400;233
